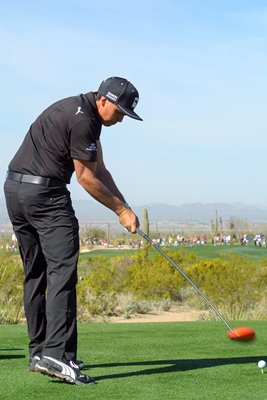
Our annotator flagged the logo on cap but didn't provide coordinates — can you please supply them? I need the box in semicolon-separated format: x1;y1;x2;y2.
131;97;139;109
106;92;118;102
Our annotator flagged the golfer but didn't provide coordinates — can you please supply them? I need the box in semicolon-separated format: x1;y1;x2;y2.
4;77;141;385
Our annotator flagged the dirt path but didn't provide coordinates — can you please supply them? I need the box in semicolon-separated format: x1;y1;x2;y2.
109;309;205;324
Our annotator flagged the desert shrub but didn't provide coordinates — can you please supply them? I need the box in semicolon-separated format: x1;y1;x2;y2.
112;255;136;272
3;247;267;323
155;299;172;311
184;254;267;318
77;291;118;321
77;259;123;320
0;252;24;323
121;298;172;317
76;248;194;319
123;300;153;319
122;247;196;301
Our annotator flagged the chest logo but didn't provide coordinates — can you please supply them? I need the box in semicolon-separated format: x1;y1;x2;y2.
75;106;84;115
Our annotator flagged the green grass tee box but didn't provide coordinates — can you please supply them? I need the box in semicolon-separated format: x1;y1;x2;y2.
1;321;267;400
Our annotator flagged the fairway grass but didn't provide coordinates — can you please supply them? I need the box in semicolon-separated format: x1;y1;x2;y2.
80;243;267;262
1;321;267;400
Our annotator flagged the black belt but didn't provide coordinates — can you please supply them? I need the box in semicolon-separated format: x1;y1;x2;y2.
6;170;67;188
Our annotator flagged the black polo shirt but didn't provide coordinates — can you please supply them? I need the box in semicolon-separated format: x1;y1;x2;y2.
9;92;102;183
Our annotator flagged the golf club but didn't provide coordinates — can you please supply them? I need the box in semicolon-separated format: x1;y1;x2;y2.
136;228;255;341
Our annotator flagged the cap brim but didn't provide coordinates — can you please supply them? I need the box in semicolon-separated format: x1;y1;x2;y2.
117;105;143;121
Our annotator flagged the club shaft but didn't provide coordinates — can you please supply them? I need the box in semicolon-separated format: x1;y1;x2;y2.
137;228;234;332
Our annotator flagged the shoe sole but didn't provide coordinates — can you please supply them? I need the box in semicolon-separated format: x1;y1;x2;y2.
29;367;38;372
36;363;95;385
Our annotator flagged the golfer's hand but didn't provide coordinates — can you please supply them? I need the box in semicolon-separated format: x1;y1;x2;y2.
118;208;139;234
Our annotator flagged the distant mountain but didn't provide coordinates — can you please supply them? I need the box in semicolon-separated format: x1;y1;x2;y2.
136;202;267;222
2;198;267;224
73;201;267;223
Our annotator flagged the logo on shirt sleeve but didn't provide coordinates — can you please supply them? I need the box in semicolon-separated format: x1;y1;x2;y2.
86;143;97;151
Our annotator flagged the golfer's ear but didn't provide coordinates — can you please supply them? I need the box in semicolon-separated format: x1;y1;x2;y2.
101;97;107;107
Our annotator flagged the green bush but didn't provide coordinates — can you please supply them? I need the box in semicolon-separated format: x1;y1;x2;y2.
185;254;267;318
122;247;197;301
77;258;123;320
3;247;267;323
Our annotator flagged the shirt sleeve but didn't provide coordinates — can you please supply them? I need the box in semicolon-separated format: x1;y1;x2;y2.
70;119;100;161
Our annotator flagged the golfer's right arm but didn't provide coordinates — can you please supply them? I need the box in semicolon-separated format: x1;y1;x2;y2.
73;159;139;233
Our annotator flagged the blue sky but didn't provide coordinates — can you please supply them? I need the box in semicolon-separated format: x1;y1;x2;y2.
1;0;267;206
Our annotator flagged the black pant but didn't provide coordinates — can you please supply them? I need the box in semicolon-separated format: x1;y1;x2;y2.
4;179;79;361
